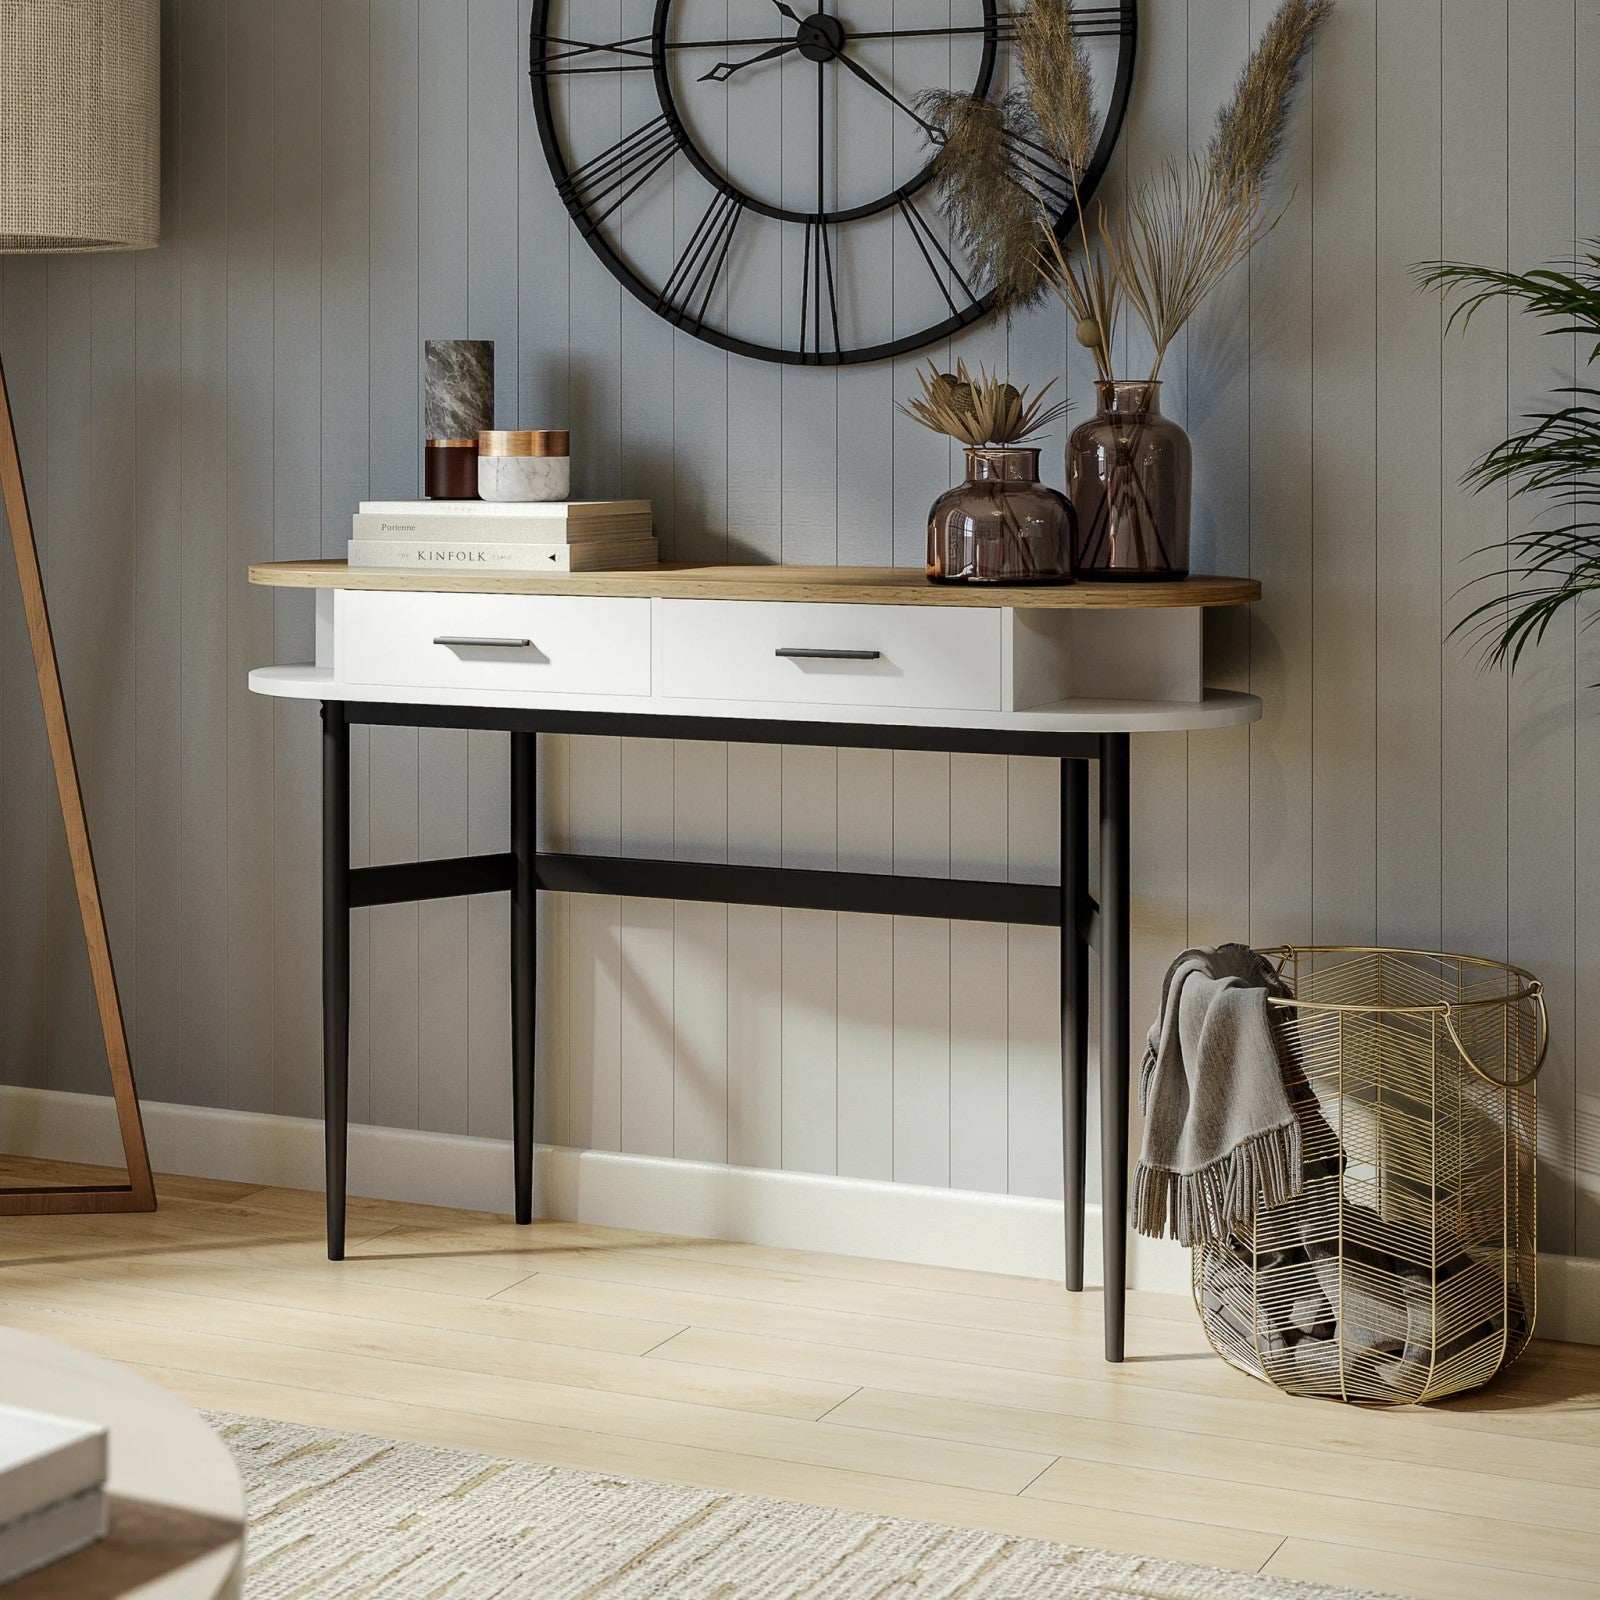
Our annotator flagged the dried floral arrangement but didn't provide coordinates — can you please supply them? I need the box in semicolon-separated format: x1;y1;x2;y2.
898;360;1070;448
923;0;1330;385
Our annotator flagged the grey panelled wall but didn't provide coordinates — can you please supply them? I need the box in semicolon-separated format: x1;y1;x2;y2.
0;0;1596;1258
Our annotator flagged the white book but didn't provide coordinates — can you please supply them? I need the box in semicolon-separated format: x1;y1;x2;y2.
358;499;650;521
0;1488;107;1587
348;536;659;573
0;1405;106;1529
352;511;651;546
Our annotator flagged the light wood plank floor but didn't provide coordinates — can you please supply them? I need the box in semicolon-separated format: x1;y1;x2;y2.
1;1157;1597;1600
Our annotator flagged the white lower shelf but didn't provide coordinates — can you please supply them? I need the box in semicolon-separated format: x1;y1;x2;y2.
248;664;1262;735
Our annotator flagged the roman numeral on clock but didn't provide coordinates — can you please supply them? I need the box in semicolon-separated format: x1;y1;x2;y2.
557;115;679;231
896;194;983;321
657;190;745;332
798;216;841;360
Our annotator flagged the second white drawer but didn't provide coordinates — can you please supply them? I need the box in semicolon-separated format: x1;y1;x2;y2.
659;599;1002;711
340;590;651;696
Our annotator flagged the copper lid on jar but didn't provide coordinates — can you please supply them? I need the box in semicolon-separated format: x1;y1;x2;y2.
426;436;479;450
478;429;570;458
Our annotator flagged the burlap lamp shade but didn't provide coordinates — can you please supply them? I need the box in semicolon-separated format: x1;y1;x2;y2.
0;0;160;252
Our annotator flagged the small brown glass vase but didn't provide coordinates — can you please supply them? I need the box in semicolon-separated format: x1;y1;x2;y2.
1068;380;1191;580
926;447;1074;584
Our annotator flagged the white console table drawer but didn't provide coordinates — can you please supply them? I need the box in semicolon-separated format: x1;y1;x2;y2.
659;598;1002;711
339;590;651;696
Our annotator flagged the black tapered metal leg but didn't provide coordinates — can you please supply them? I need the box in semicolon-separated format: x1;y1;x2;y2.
1098;733;1131;1361
511;731;537;1225
1061;758;1091;1293
321;700;351;1262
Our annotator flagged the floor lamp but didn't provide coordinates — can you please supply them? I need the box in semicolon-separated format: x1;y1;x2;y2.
0;0;159;1215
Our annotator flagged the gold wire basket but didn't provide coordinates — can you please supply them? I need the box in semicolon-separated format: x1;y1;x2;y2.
1193;946;1545;1405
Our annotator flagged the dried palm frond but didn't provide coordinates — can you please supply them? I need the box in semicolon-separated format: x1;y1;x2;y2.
1015;0;1097;180
897;359;1070;447
920;89;1051;313
1103;156;1277;379
1209;0;1331;195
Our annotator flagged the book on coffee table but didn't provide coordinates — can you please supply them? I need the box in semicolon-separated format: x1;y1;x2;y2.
0;1403;108;1585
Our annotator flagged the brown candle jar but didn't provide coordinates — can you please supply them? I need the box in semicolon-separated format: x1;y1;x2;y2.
425;437;479;500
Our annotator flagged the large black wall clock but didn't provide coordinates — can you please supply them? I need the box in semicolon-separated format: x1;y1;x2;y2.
531;2;1136;367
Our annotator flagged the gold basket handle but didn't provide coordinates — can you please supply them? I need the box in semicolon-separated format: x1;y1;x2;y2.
1442;983;1548;1089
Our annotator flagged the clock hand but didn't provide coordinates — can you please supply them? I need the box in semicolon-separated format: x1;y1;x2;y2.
834;51;939;137
767;0;804;22
700;38;800;82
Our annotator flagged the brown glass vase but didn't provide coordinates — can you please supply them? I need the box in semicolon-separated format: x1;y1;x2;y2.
926;447;1074;584
1068;380;1191;580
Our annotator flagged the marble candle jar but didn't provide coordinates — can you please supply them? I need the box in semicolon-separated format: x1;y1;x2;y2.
425;340;495;439
478;430;571;502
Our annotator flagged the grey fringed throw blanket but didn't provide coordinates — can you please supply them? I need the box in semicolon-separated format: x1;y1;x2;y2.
1134;944;1300;1245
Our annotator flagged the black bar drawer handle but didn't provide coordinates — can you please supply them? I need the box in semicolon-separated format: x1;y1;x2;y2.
434;636;534;649
774;647;881;661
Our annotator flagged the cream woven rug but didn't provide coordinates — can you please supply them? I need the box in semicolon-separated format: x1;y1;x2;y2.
210;1413;1407;1600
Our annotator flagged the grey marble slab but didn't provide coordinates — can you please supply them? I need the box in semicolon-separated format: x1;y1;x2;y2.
424;340;494;439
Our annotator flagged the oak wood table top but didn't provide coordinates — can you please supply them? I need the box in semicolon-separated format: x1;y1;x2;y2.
249;559;1261;610
0;1331;244;1600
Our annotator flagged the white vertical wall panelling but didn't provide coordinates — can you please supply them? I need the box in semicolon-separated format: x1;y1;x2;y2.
619;736;675;1160
134;0;185;1108
1438;4;1509;976
368;0;428;1133
87;254;137;1101
725;742;784;1170
1309;0;1378;948
1576;1;1600;1260
671;739;728;1166
464;0;521;1143
1373;0;1443;954
1184;0;1253;952
1119;0;1189;1214
1505;1;1578;1255
0;0;1594;1263
836;745;894;1181
222;0;277;1116
326;0;385;1129
43;251;95;1095
1246;0;1315;957
271;0;328;1123
891;749;951;1188
780;745;839;1176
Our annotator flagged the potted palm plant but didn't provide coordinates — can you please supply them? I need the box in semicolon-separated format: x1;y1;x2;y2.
1417;248;1600;667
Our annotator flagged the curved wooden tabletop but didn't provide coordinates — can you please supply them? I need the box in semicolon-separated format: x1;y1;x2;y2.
249;560;1260;610
0;1331;244;1600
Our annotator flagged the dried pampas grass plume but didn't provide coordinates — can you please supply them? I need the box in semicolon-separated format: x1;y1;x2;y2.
1209;0;1331;193
1015;0;1097;180
920;89;1050;313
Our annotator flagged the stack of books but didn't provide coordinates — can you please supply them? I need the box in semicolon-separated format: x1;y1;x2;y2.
0;1404;108;1585
349;500;657;572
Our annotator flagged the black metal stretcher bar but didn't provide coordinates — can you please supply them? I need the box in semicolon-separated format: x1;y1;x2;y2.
350;849;1089;931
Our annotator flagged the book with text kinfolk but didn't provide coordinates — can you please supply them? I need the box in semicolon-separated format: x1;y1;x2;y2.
348;536;660;573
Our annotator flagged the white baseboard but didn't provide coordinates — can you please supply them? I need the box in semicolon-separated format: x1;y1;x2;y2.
4;1084;1596;1343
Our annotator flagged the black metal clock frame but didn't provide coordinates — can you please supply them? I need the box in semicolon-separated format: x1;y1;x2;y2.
530;1;1138;367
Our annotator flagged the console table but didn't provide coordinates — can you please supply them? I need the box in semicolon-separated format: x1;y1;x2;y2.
249;560;1262;1362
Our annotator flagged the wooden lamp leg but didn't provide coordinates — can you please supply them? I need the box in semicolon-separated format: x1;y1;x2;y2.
0;354;155;1216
